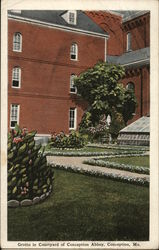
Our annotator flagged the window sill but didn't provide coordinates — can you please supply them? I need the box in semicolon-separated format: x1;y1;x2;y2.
70;58;78;61
12;86;21;89
13;49;22;53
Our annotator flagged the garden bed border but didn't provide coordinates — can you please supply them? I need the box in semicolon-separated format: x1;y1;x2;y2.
8;186;53;208
51;163;149;187
83;158;149;174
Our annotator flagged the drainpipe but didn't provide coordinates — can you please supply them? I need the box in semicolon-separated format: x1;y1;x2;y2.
140;68;143;117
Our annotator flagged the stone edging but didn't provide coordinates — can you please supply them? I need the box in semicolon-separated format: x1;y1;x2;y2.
45;151;145;157
83;158;149;175
8;188;52;208
52;163;149;187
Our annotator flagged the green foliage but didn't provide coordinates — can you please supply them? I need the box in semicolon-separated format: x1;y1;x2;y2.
75;62;137;132
49;131;87;149
109;108;125;140
8;125;54;201
79;112;92;133
74;62;126;123
122;89;137;123
86;115;109;142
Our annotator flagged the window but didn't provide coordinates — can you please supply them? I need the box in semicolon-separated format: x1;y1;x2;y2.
12;67;21;88
10;104;20;128
68;11;76;24
69;108;77;130
61;10;77;25
126;82;135;91
126;32;131;51
13;32;22;52
70;43;78;60
70;74;77;93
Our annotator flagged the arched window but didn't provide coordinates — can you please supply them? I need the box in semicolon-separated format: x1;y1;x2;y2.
70;74;77;93
126;82;135;91
13;32;22;52
70;43;78;60
12;67;21;88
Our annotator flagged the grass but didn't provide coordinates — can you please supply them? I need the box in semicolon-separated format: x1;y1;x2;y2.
8;169;149;241
107;156;149;168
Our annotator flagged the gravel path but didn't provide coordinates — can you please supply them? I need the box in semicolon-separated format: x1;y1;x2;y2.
47;156;149;179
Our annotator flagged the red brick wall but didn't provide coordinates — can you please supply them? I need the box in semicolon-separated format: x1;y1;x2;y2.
85;11;123;56
142;66;150;116
8;95;86;134
121;66;150;124
8;19;105;134
123;13;150;52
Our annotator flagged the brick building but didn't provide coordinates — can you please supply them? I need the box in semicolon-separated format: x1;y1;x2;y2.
8;10;150;140
87;10;150;122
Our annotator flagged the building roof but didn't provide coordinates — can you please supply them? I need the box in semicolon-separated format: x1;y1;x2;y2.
8;10;108;37
107;47;150;67
112;10;150;22
120;116;150;133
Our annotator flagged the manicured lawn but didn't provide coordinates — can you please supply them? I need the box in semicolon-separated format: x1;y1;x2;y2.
107;156;149;168
8;169;149;241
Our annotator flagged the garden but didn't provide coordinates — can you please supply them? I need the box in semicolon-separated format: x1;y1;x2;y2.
8;62;149;241
8;125;149;241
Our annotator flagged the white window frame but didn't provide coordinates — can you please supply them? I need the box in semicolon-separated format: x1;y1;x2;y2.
126;32;131;52
10;104;20;128
70;74;77;94
70;43;78;61
13;32;22;52
68;11;77;25
69;108;77;130
12;67;21;88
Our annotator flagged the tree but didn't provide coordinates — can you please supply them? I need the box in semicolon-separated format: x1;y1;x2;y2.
74;61;137;127
122;88;137;124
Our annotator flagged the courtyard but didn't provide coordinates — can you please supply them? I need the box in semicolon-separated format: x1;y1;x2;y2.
8;144;149;241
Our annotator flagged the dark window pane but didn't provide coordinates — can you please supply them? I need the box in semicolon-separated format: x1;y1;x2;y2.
12;80;19;87
11;121;17;127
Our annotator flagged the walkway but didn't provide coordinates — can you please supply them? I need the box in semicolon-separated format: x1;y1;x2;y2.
47;156;149;180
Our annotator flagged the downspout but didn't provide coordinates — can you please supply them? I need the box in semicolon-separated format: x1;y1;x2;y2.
105;38;107;62
140;68;143;117
144;18;147;47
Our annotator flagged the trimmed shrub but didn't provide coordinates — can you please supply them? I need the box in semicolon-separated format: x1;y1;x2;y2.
8;125;54;201
109;109;125;140
49;131;87;149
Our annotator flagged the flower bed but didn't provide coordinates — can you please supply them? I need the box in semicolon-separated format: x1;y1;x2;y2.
87;143;149;151
83;158;149;175
49;131;86;149
51;163;149;187
94;153;149;159
45;150;145;157
8;186;53;208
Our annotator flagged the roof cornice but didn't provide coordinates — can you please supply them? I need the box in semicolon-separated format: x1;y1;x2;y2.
8;14;109;39
122;58;150;67
123;10;150;23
